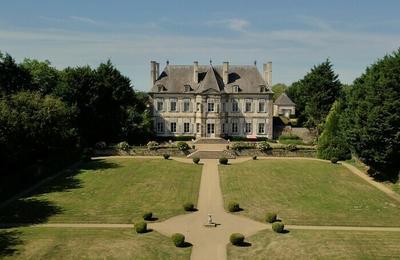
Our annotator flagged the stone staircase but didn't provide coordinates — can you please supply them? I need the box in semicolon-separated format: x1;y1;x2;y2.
194;138;229;144
187;150;236;159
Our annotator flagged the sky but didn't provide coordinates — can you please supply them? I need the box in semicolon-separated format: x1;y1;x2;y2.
1;0;400;91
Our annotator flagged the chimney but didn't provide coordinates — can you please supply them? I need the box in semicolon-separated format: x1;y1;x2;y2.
263;61;272;86
155;62;160;81
193;61;199;83
150;61;156;86
223;61;229;84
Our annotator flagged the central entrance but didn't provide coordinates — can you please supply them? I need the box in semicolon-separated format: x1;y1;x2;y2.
207;123;215;137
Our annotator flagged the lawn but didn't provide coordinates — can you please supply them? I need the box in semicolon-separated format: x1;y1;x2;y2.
228;229;400;259
0;227;190;259
220;159;400;226
0;158;202;224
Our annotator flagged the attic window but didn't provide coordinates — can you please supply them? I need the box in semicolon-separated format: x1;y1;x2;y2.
259;85;266;93
184;85;191;92
233;85;240;93
157;85;165;92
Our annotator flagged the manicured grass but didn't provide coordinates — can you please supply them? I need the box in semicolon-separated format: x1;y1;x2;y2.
0;158;202;224
228;229;400;259
1;227;190;259
220;159;400;226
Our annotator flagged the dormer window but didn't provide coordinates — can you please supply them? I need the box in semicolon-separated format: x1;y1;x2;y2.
184;85;191;92
233;85;240;93
259;85;266;92
157;85;166;92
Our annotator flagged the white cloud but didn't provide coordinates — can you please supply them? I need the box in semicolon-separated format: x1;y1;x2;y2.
69;16;100;25
206;18;250;32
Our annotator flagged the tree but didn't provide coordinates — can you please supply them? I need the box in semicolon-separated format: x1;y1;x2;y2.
272;83;288;101
0;91;77;168
317;101;350;160
21;59;59;94
287;60;342;131
343;49;400;180
0;52;31;95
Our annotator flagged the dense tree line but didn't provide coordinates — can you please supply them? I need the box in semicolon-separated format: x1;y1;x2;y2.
0;51;152;198
290;52;400;180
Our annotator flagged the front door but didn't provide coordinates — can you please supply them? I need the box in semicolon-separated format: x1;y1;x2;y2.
207;123;215;137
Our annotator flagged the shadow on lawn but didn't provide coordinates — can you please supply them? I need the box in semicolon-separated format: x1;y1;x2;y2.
0;159;120;225
0;229;22;257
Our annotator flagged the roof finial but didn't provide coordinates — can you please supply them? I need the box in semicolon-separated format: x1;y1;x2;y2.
209;59;212;65
254;60;257;66
166;60;169;65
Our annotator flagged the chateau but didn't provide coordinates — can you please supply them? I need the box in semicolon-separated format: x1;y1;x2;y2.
149;61;275;139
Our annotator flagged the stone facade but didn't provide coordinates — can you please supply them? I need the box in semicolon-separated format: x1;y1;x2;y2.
149;61;274;139
273;93;296;118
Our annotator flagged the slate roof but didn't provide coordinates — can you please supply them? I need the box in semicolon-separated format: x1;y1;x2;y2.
274;93;296;106
150;64;273;94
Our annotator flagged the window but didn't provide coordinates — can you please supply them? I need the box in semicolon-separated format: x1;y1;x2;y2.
260;86;266;92
157;100;163;111
170;99;177;112
232;122;238;133
196;123;200;133
258;123;265;134
184;123;190;133
197;103;201;112
245;101;252;112
208;102;215;112
258;101;265;112
184;85;191;92
232;100;239;112
245;123;252;133
157;122;164;132
222;102;226;112
233;85;239;93
183;98;190;112
170;122;176;133
222;123;225;133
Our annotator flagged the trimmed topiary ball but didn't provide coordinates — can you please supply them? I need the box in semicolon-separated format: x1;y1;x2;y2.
331;157;338;164
143;212;153;221
163;154;170;159
228;201;240;212
252;155;257;160
135;221;147;233
183;202;195;211
272;222;285;233
193;157;200;164
265;212;277;223
230;233;245;246
219;157;228;165
171;233;185;247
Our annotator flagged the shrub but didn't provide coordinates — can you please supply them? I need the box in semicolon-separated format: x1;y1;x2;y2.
147;141;159;150
176;141;190;151
285;144;298;152
230;233;245;246
175;135;195;141
135;221;147;233
143;212;153;221
183;202;195;211
257;141;271;152
228;201;240;212
272;222;285;233
252;155;257;160
279;134;301;140
226;145;230;150
331;157;338;164
219;157;228;165
163;154;170;159
265;212;277;223
171;233;185;247
81;148;93;162
94;141;107;150
192;145;195;149
193;157;200;164
117;141;130;152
